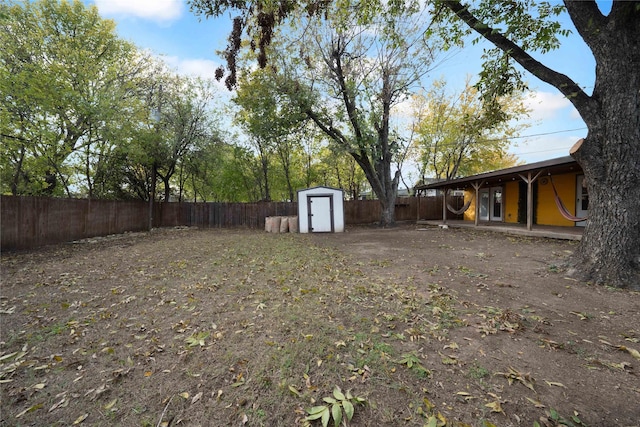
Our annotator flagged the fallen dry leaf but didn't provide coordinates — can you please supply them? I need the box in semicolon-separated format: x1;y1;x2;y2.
49;398;67;412
484;400;504;414
191;391;203;405
526;397;545;408
72;413;89;424
619;346;640;360
16;403;42;418
544;380;566;388
104;398;117;410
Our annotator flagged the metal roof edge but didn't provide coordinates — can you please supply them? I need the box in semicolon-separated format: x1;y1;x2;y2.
415;156;578;190
297;186;345;194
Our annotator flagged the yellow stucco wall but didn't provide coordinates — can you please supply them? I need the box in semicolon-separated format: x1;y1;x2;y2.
504;180;519;223
463;190;475;221
536;173;579;226
460;172;581;226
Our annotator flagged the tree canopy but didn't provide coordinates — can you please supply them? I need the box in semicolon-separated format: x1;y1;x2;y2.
411;76;526;182
0;0;142;196
2;0;384;203
267;0;444;224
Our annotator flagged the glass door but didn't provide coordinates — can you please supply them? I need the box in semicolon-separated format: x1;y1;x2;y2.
479;190;490;221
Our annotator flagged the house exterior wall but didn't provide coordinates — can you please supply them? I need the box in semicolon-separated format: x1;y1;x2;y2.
463;191;475;221
462;182;518;222
460;171;581;226
536;172;579;226
504;180;519;223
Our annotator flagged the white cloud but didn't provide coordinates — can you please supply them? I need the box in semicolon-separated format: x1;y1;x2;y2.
510;134;584;164
523;90;574;121
162;56;230;94
94;0;183;22
165;57;218;78
391;95;414;118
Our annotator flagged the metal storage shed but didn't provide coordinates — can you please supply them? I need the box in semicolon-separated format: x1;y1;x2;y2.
297;186;345;233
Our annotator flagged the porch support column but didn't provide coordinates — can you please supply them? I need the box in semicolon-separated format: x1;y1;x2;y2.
471;181;482;226
416;189;421;222
518;170;544;231
441;188;448;225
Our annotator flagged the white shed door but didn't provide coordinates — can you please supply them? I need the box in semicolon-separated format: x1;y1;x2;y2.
309;196;333;232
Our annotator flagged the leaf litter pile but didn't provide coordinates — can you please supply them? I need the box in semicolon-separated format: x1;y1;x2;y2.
1;226;638;427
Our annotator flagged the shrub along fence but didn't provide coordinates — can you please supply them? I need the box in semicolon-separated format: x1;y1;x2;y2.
1;195;459;250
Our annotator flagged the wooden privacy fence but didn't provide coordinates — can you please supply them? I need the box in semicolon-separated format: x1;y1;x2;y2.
1;196;148;251
346;196;463;224
1;195;459;250
156;202;298;229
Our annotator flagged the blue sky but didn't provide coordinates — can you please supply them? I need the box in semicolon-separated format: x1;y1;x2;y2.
83;0;605;165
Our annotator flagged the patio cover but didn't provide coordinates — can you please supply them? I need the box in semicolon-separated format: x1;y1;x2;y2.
414;156;582;230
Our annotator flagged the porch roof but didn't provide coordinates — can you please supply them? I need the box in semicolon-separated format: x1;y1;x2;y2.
414;156;581;191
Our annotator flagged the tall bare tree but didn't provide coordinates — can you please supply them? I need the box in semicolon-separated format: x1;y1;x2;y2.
269;2;441;225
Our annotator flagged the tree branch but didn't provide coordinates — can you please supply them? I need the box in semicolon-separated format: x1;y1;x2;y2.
442;0;595;113
563;1;605;50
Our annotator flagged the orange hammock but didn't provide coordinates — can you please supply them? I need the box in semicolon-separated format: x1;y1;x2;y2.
550;178;587;222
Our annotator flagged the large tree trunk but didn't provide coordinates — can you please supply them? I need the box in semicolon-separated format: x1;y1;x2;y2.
350;153;399;227
444;0;640;289
567;6;640;289
378;186;398;227
379;169;400;227
571;129;640;289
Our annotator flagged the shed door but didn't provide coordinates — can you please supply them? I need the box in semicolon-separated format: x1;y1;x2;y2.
308;195;333;232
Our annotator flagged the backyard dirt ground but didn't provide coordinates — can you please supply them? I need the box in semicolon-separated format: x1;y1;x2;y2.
1;224;638;427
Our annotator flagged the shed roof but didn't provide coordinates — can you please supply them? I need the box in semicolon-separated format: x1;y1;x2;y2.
415;156;581;191
297;186;344;194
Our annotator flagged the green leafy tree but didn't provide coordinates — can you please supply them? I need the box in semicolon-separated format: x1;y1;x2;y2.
233;69;290;201
154;75;220;202
0;0;142;196
233;68;324;201
272;2;441;225
412;76;527;181
223;144;267;202
178;138;251;202
74;52;151;199
434;1;639;288
316;147;367;200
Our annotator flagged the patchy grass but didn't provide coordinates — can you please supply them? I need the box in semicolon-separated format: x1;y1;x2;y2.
1;227;639;426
